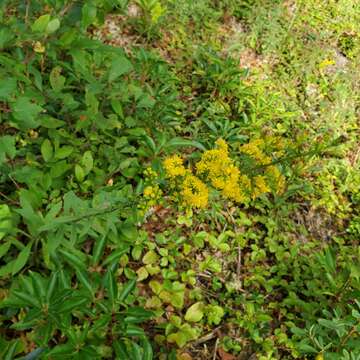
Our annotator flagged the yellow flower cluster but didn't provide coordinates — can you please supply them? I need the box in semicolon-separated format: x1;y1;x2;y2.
239;139;272;165
239;137;286;196
180;174;209;209
138;168;163;217
252;175;270;199
162;155;208;209
265;165;285;194
143;185;162;199
197;139;249;203
163;155;186;178
162;138;286;210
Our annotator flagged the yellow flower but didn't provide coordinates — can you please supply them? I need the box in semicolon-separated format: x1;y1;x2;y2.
196;139;249;203
181;174;208;209
265;165;285;194
144;167;158;180
163;155;186;178
252;175;271;199
240;139;271;165
33;41;45;53
143;186;155;198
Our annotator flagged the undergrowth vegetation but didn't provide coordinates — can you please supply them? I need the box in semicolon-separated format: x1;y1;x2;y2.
0;1;359;359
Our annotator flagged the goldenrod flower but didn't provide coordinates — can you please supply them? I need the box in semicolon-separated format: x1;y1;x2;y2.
163;155;186;178
240;139;271;165
252;175;271;199
181;174;208;209
266;165;285;194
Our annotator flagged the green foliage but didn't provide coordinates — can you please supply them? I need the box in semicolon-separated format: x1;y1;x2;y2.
0;0;359;359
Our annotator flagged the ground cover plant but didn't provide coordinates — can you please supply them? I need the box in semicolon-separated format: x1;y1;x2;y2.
0;0;359;359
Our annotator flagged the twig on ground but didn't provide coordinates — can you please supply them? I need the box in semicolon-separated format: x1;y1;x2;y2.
213;338;219;360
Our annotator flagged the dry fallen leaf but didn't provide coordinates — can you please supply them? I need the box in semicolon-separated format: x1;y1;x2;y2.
218;347;237;360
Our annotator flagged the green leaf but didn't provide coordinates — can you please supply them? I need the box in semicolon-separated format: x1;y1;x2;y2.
81;3;97;29
32;14;51;33
76;269;94;296
142;250;158;265
59;249;87;271
41;139;53;162
11;97;43;129
184;302;204;322
92;236;107;265
0;242;11;259
81;151;93;174
0;26;15;50
108;55;133;82
142;337;153;360
55;146;73;160
50;160;71;178
46;18;60;34
136;267;149;282
0;78;16;100
111;99;124;118
46;272;58;303
114;340;130;360
49;66;65;92
165;138;206;151
206;305;224;325
125;324;145;337
102;246;129;266
0;136;16;164
0;204;12;240
4;340;20;360
11;242;33;275
57;296;89;313
128;341;142;360
46;342;75;356
12;289;40;308
75;164;85;182
105;269;118;304
119;278;136;302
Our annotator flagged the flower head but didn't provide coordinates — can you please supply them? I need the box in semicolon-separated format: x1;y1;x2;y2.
181;174;208;209
163;155;186;178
